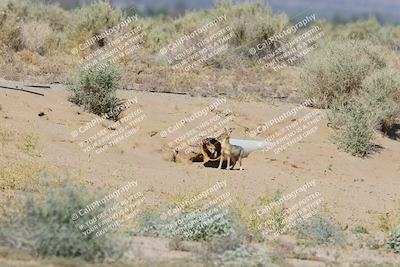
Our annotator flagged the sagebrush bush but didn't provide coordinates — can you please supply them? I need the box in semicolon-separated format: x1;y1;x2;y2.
362;68;400;134
387;225;400;253
21;21;52;55
70;0;124;50
0;186;129;262
334;18;381;41
202;240;276;267
295;215;344;245
136;207;242;242
68;65;121;115
328;100;375;157
300;40;386;108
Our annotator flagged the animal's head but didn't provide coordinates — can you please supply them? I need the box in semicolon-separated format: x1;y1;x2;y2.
220;128;232;142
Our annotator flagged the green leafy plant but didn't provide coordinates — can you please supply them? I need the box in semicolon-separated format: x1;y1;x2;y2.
387;225;400;253
300;40;386;108
0;186;129;262
295;215;345;245
68;64;121;115
328;99;375;157
361;68;400;134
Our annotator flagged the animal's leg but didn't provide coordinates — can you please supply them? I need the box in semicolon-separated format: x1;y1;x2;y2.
218;156;223;169
230;160;236;170
239;157;243;170
227;156;230;170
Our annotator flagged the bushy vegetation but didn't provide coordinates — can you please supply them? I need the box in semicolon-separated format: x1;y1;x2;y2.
199;233;272;267
68;65;121;115
300;40;386;108
295;215;344;245
387;225;400;253
361;69;400;134
136;207;242;242
0;186;129;262
328;100;375;157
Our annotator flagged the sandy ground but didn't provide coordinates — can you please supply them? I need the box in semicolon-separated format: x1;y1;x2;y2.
1;79;400;228
1;79;400;265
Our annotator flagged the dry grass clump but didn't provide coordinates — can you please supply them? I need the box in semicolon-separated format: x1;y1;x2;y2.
21;21;52;55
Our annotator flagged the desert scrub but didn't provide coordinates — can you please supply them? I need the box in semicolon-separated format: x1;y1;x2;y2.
328;99;375;157
199;233;273;267
361;68;400;134
0;186;129;262
300;40;386;108
68;65;121;115
387;225;400;253
136;207;243;242
70;0;124;50
295;215;344;246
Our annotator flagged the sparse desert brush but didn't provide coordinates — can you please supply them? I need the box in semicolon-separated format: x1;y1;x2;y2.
198;232;273;267
21;21;52;55
136;206;243;242
68;64;121;115
18;133;41;157
361;68;400;134
328;99;375;157
0;10;24;51
300;40;386;108
378;26;400;51
333;18;400;51
334;18;381;41
0;185;129;262
0;128;13;153
387;225;400;253
294;215;345;246
70;0;124;50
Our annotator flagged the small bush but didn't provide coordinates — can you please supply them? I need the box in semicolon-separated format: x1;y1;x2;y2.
362;68;400;134
328;99;375;157
136;207;242;242
300;40;386;108
70;1;124;50
68;65;121;115
0;186;129;262
21;21;52;55
295;215;344;245
199;234;272;267
387;225;400;253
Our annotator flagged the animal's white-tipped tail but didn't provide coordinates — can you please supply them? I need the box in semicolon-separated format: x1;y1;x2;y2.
230;139;272;157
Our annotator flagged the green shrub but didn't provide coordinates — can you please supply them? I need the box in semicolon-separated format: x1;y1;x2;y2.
362;69;400;134
334;18;381;41
136;207;242;242
328;99;375;157
300;40;386;108
70;1;124;50
68;65;121;115
295;215;344;245
199;233;272;267
0;186;129;262
387;225;400;253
